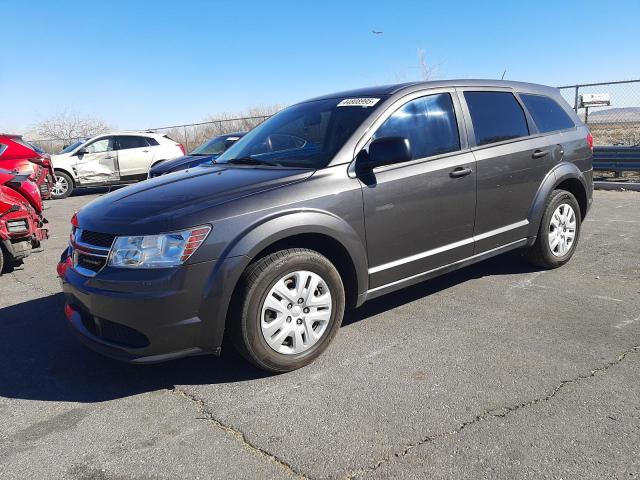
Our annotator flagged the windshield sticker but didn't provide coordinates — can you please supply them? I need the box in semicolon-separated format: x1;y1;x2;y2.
337;98;380;108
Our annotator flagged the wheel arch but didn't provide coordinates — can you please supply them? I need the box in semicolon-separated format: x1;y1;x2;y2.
53;168;76;188
224;210;369;309
527;162;589;237
199;210;369;353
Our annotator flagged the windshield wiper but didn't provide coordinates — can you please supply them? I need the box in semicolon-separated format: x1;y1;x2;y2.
225;157;280;167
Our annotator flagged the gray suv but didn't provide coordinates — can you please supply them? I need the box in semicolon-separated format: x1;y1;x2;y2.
59;80;593;372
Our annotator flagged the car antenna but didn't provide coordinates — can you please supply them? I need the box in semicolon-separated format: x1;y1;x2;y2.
500;69;507;80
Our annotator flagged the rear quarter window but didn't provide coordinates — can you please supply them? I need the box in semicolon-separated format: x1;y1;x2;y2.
519;94;575;133
464;91;529;146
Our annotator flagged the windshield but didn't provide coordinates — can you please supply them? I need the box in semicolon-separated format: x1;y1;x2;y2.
216;97;386;168
190;137;228;156
61;140;85;154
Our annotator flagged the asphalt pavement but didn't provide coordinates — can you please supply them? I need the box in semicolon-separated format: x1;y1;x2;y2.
1;189;639;479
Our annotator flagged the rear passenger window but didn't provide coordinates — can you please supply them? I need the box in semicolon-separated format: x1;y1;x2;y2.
373;93;460;160
117;136;149;150
464;91;529;146
520;94;575;133
145;137;159;146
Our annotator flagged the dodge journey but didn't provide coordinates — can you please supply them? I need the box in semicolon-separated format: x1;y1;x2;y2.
58;80;593;372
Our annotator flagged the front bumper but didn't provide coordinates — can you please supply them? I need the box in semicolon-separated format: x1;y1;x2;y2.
58;249;248;363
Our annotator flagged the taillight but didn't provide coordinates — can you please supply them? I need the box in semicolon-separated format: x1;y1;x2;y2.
586;132;594;151
71;212;79;227
178;144;186;155
63;303;74;319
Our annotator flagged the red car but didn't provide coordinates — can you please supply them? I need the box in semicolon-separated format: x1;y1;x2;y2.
0;134;55;200
0;168;48;273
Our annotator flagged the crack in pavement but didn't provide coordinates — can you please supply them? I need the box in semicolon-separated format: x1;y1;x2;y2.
3;269;57;297
169;387;309;480
344;345;640;479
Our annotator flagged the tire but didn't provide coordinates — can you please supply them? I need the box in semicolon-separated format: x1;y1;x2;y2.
51;171;74;199
231;248;345;373
0;246;4;275
524;189;582;268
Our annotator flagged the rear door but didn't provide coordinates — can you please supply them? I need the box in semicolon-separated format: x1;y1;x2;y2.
73;136;119;184
114;135;154;180
359;90;477;289
458;88;558;253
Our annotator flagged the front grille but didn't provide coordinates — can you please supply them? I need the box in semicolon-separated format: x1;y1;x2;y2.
71;229;114;276
77;252;107;271
6;219;28;233
39;183;50;196
79;230;116;248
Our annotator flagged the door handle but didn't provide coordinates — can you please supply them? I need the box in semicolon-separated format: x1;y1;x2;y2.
449;167;472;178
104;156;115;160
142;150;149;153
532;150;548;159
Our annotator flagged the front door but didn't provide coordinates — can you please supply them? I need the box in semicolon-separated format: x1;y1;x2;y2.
360;92;477;290
73;136;119;184
115;135;154;180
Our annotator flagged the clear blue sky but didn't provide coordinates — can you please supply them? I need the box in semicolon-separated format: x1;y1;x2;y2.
2;0;639;133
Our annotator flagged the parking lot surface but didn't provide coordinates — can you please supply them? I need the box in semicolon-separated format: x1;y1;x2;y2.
1;189;639;479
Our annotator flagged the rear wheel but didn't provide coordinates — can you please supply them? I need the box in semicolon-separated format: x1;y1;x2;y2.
524;189;581;268
231;248;345;372
51;171;73;199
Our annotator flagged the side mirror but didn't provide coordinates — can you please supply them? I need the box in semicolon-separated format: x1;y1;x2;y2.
356;137;412;173
75;148;89;156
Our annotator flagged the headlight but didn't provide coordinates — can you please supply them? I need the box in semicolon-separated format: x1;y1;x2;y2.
108;226;211;268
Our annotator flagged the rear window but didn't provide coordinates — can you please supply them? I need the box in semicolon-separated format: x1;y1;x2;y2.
520;94;575;133
464;91;529;146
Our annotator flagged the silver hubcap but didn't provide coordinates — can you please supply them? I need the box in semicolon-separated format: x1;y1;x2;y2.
52;176;68;196
261;270;332;355
549;203;576;257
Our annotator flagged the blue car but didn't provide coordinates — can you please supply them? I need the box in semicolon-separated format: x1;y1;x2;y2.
148;132;245;178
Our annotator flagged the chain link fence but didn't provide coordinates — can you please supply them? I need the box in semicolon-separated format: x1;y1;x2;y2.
147;114;272;151
28;80;640;154
28;114;273;154
558;79;640;146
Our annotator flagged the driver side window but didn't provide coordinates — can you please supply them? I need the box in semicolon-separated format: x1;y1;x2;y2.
373;93;460;160
84;138;112;154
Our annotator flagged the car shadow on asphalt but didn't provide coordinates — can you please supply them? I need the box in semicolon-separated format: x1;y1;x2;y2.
0;253;540;403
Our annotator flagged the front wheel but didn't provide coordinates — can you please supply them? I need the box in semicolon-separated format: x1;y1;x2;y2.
231;248;345;372
51;171;73;199
524;189;582;268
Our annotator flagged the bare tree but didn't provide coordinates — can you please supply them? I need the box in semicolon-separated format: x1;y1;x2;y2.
417;48;432;81
32;111;111;143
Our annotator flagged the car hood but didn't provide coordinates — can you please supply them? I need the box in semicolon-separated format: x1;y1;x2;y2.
76;165;314;234
150;154;217;175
